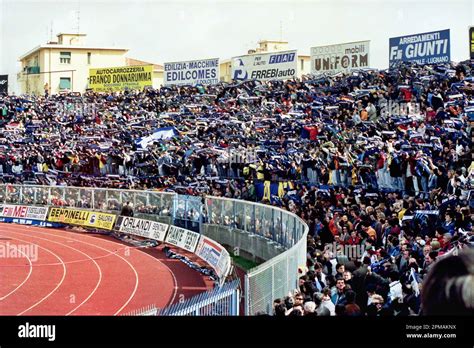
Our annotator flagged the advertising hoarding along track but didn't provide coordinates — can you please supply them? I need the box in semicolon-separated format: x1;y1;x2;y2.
0;217;63;227
1;205;49;221
165;225;200;253
47;207;116;230
116;216;169;241
195;235;230;280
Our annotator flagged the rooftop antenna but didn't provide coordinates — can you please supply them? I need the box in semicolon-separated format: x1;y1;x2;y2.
280;20;283;41
50;21;53;42
73;1;81;34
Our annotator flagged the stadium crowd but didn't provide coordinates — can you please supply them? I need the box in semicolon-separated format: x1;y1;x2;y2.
0;60;473;316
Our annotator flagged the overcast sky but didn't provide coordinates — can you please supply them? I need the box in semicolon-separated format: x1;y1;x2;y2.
1;0;473;93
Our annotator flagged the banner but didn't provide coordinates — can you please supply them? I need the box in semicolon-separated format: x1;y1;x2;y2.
195;236;230;279
0;75;8;93
164;58;219;86
1;205;48;221
470;27;474;60
136;127;179;149
0;217;63;228
389;29;450;67
310;41;370;74
47;207;116;230
117;216;169;242
88;65;153;92
231;50;297;81
165;225;200;253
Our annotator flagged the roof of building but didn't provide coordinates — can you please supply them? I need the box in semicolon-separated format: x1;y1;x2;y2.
19;44;129;61
126;57;163;71
258;39;289;44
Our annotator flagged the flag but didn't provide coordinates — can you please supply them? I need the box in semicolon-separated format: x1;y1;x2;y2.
136;127;179;149
263;181;271;201
278;182;285;198
410;268;420;296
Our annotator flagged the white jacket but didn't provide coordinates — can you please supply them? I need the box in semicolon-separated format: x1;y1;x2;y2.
321;299;336;316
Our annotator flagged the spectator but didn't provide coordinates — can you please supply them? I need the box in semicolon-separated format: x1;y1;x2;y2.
421;249;474;315
1;59;471;318
120;201;134;217
331;276;347;306
344;290;362;316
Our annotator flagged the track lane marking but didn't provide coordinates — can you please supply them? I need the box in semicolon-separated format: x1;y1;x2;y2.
9;227;139;316
0;233;67;316
0;240;33;301
4;229;103;316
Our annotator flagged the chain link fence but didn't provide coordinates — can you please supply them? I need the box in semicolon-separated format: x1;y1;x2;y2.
205;196;308;315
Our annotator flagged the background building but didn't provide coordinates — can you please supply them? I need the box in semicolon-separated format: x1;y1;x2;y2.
219;40;310;82
17;34;310;94
17;33;129;95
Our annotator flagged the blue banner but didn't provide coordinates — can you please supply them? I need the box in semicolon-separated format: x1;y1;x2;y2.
164;58;219;86
470;26;474;60
389;29;450;67
136;126;179;149
0;217;64;228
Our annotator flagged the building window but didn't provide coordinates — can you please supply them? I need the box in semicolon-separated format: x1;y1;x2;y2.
59;77;71;90
60;52;71;64
87;52;91;65
301;59;304;71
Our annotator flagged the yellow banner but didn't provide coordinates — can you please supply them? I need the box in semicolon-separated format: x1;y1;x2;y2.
88;65;153;92
470;27;474;60
47;208;116;230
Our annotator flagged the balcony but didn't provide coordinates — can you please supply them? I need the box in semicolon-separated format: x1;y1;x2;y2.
26;66;40;74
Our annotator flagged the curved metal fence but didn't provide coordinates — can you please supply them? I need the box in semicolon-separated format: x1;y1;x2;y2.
205;196;308;315
158;280;241;316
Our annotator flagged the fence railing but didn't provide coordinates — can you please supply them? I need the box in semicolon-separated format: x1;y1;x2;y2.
205;196;308;315
0;184;175;217
157;280;241;316
244;228;307;315
120;304;159;316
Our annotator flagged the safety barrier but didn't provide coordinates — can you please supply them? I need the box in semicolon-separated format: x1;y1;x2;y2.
157;280;240;316
121;305;159;316
0;184;175;218
0;184;308;315
205;196;308;315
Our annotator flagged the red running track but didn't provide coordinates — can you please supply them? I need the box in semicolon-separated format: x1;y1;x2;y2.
0;223;213;315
